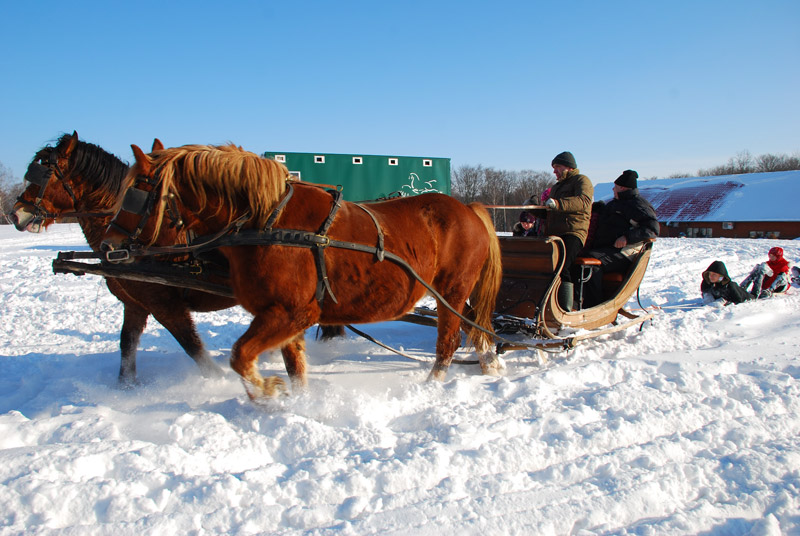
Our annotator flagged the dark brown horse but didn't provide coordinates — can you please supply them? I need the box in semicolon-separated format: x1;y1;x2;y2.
101;143;504;400
9;132;236;385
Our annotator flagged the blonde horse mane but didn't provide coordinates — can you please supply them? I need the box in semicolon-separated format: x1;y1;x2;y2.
132;144;292;242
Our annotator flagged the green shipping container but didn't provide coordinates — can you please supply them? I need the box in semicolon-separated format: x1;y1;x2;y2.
261;151;450;202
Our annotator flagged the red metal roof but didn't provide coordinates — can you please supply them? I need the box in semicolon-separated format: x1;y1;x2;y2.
645;181;744;221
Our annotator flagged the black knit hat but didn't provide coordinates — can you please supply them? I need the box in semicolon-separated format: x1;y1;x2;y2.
519;211;534;223
551;151;577;169
614;169;638;189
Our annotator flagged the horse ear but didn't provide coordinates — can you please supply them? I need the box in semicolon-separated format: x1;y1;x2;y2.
151;138;164;151
131;144;153;175
63;131;79;157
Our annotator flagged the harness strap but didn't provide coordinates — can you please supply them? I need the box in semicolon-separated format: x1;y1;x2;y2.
353;203;385;261
313;188;343;304
264;181;295;231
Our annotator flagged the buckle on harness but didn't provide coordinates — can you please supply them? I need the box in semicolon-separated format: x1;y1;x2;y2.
105;249;131;263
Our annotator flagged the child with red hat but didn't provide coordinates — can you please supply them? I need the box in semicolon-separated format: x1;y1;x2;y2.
740;246;791;298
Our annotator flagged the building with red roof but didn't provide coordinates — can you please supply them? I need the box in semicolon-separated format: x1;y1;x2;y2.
593;170;800;239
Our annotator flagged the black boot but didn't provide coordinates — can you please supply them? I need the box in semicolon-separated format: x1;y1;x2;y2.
558;281;574;312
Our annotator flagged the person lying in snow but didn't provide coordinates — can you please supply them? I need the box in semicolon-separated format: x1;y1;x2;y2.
701;260;754;305
739;246;791;299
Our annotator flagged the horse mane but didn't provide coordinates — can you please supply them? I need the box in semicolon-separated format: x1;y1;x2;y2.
140;144;291;241
44;134;130;208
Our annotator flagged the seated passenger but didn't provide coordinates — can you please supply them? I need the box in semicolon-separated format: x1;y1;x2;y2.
513;211;537;236
581;170;659;307
542;152;593;311
516;188;551;238
740;247;791;298
702;261;754;305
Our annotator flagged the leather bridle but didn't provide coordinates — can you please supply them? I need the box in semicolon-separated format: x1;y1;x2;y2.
17;148;79;221
105;171;185;252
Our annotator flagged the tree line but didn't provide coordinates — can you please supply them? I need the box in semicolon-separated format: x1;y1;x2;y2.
0;162;24;221
451;150;800;232
695;150;800;177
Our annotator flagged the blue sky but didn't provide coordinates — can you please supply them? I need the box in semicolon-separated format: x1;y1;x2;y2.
1;0;798;187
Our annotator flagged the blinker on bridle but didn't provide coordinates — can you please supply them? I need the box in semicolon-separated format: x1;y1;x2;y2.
106;172;184;248
19;148;79;218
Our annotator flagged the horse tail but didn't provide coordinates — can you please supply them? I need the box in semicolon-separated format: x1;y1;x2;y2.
465;202;502;351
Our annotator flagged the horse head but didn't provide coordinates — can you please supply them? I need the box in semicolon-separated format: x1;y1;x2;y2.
100;144;174;262
9;131;133;234
10;131;83;232
101;143;291;263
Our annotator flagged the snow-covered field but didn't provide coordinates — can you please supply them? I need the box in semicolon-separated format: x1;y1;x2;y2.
1;224;798;536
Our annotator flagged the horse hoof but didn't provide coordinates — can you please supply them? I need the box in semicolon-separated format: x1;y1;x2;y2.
199;362;225;379
244;375;289;400
426;369;448;382
290;377;309;394
480;354;506;376
263;376;289;397
117;375;140;390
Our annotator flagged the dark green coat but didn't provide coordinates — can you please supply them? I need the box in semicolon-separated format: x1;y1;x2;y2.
546;170;593;244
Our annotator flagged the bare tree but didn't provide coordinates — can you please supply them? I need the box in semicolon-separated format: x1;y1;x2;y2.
0;162;23;222
482;168;516;230
731;150;754;174
451;164;485;204
756;153;784;172
513;170;552;204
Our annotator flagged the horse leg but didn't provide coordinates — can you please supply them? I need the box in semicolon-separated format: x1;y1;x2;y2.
281;333;308;392
230;312;307;400
427;310;462;382
149;307;224;378
119;304;148;386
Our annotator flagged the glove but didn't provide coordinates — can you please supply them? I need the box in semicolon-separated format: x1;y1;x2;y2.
544;198;557;209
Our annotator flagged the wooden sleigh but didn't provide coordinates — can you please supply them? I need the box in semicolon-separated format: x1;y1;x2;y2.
489;235;656;352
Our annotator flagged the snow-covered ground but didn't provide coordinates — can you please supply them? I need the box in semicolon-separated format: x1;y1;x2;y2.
1;224;798;536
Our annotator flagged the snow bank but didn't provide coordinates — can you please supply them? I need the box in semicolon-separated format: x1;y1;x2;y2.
1;225;798;535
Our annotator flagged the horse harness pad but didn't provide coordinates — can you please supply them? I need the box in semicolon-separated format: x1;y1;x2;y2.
109;172;185;242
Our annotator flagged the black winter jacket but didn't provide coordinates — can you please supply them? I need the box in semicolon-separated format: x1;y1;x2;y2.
701;260;754;304
593;189;659;248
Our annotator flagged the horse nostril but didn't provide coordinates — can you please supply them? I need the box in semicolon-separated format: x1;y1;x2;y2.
100;241;114;252
6;212;17;226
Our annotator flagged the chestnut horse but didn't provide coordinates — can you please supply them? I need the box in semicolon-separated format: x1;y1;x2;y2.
9;132;233;384
101;144;504;400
